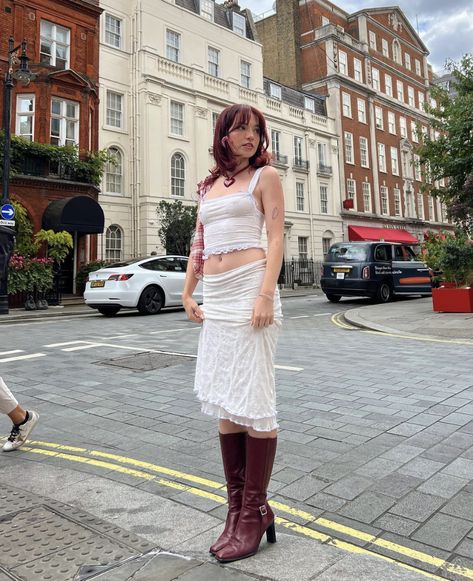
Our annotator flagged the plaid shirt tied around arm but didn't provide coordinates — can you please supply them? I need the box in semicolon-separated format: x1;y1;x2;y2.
190;183;210;280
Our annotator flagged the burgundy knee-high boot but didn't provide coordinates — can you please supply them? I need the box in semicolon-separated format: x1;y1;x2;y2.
209;432;247;555
215;435;277;563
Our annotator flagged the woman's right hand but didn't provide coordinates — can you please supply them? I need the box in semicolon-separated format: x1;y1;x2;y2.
183;296;205;324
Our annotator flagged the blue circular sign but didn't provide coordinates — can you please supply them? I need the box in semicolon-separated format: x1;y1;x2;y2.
1;204;15;220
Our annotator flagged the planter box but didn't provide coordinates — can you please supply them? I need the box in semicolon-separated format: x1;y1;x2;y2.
432;286;473;313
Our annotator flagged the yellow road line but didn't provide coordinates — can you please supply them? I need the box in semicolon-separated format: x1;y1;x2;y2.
331;313;357;330
17;441;470;579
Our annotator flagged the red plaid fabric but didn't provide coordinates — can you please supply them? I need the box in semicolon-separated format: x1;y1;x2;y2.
191;183;210;280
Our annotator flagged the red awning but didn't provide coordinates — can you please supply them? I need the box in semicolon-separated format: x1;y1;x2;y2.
348;225;419;244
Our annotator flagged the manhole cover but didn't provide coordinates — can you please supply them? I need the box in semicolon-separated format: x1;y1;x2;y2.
98;351;194;372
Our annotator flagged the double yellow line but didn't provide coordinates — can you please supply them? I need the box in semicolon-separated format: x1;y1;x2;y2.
12;439;472;580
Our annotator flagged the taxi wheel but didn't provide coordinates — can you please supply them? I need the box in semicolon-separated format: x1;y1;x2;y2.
375;282;392;303
138;285;164;315
326;294;342;303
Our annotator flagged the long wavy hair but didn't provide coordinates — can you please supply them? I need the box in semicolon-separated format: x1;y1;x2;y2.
198;104;271;193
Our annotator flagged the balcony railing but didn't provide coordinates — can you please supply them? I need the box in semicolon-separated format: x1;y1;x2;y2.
293;157;309;171
272;152;289;168
317;163;332;176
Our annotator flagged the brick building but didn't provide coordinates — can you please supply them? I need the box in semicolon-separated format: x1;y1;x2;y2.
0;0;103;294
256;0;449;244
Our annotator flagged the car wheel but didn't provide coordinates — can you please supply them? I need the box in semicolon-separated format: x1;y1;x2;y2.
138;285;164;315
325;294;342;303
98;306;121;317
375;282;392;303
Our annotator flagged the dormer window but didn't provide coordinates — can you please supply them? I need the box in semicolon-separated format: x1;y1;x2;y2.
269;83;281;100
200;0;214;21
233;12;246;36
304;97;315;113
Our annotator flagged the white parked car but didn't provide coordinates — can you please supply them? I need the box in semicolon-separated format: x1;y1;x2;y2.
84;255;202;316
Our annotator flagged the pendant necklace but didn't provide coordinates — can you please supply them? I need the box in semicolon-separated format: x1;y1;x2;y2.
223;164;250;187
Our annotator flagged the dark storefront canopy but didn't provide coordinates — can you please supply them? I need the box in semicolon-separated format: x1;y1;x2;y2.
348;225;419;244
42;196;104;234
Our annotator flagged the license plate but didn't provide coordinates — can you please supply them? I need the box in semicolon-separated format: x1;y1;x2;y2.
91;280;105;288
336;272;345;279
333;267;351;273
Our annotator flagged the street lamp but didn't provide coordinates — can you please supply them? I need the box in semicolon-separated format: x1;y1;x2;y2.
0;37;36;314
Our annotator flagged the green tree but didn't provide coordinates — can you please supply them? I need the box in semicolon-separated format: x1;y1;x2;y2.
418;54;473;232
34;229;73;264
157;200;197;256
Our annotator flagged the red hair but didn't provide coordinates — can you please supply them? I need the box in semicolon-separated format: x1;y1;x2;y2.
199;104;271;192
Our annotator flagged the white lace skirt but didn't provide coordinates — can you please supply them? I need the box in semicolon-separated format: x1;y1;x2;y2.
194;259;282;432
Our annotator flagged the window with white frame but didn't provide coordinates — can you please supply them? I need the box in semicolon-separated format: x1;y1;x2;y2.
269;83;281;100
397;80;404;102
271;129;281;157
296;182;305;211
105;147;123;194
50;98;79;146
405;52;411;70
382;38;389;57
408;86;415;107
233;12;246;36
375;106;383;129
384;74;392;97
212;111;219;133
402;150;412;178
399;116;407;138
392;39;401;63
391;146;399;175
298;237;308;259
369;30;377;50
106;91;123;128
105;225;123;261
380;186;388;214
200;0;214;21
166;30;180;63
240;60;251;88
322;236;332;255
417;193;424;219
317;142;327;166
354;58;362;82
362;181;371;212
344;131;354;164
346;179;356;203
414;153;421;180
320;185;328;214
372;67;380;91
16;95;35;141
428;196;434;220
406;189;414;217
415;58;422;76
40;20;70;69
342;92;351;117
359;136;369;167
418;91;425;110
322;16;329;26
357;98;366;123
105;14;122;48
394;188;401;216
304;97;315;112
388;111;396;134
378;143;386;172
411;120;419;143
171;153;185;196
294;136;303;162
170;101;184;136
338;50;347;75
208;46;220;77
421;125;429;142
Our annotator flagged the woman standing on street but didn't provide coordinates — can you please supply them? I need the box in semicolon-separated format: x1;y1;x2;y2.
182;103;284;563
1;376;39;452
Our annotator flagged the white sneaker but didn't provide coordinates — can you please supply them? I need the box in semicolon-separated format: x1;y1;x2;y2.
2;411;39;452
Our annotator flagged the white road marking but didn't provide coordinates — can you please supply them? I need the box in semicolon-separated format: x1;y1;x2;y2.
149;328;200;335
62;344;103;352
0;350;24;356
106;334;138;339
45;341;88;347
312;313;331;317
0;353;46;363
275;364;304;371
289;315;310;319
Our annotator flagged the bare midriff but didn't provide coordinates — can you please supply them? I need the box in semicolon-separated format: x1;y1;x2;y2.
203;247;266;275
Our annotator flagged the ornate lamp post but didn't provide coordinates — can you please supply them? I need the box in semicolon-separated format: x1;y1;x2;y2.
0;38;36;314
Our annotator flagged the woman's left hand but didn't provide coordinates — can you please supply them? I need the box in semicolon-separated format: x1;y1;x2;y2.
251;295;274;328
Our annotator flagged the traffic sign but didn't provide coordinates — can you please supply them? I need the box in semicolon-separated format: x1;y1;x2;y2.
1;204;15;220
0;219;15;227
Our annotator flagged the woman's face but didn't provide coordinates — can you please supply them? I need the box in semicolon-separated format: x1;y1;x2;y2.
227;113;261;161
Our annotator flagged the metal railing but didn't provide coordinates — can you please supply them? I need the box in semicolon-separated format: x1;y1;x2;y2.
272;152;288;167
293;157;309;171
279;258;322;288
317;163;332;176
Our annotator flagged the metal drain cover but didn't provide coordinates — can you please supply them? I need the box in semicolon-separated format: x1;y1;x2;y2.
98;351;194;372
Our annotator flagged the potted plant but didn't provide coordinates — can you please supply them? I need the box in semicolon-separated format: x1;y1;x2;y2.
8;255;54;309
422;230;473;312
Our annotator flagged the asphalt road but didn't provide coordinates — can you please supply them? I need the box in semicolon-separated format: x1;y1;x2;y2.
1;295;473;580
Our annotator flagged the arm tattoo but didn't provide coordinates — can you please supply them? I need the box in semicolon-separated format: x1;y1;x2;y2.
272;207;279;220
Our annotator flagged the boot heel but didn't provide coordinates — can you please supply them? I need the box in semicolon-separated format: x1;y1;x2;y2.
266;522;276;543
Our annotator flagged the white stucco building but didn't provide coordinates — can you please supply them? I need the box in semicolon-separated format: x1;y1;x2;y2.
98;0;342;262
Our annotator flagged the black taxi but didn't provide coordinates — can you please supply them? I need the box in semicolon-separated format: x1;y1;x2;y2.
320;241;432;303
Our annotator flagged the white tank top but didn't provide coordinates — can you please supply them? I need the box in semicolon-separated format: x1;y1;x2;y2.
199;167;266;260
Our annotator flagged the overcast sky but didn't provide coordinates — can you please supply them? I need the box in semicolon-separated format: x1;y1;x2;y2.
241;0;473;75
